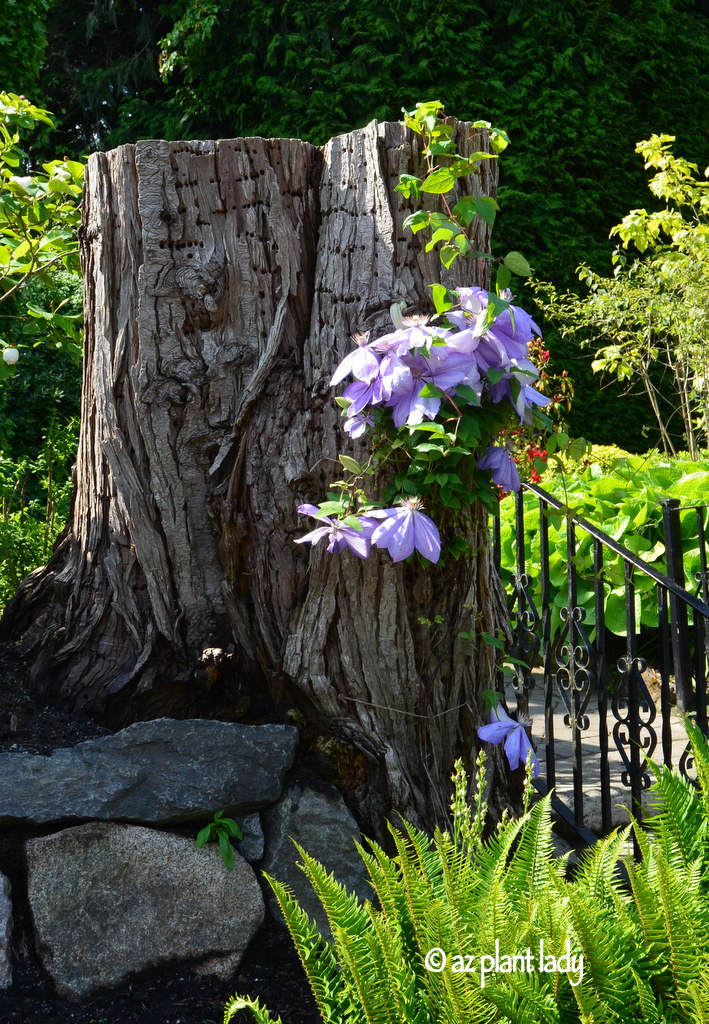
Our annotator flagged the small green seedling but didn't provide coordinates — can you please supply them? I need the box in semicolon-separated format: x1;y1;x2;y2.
195;810;243;869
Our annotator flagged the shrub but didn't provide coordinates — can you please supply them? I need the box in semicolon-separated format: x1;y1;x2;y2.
498;448;709;636
0;415;77;607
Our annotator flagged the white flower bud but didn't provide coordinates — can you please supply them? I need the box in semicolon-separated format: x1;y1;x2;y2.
3;347;19;365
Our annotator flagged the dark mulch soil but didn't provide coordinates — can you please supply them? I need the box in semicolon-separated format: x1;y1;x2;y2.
0;644;322;1024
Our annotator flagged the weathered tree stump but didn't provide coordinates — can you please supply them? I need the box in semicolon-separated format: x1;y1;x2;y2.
1;119;511;834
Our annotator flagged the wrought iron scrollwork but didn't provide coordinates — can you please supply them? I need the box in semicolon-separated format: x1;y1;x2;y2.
507;571;541;714
678;723;699;783
553;604;596;731
611;656;657;792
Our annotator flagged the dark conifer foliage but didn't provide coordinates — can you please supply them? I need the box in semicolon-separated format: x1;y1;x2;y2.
12;0;709;446
35;0;709;284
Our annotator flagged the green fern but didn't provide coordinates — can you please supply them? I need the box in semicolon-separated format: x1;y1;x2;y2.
223;994;283;1024
224;739;709;1024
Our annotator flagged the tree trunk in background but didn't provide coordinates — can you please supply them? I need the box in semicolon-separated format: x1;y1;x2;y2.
0;120;511;834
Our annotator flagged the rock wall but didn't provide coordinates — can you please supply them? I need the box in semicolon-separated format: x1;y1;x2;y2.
0;718;370;999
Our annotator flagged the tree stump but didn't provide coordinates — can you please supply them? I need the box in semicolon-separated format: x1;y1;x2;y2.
1;119;511;834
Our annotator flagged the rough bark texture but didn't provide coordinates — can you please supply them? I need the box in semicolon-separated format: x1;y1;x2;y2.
1;120;510;835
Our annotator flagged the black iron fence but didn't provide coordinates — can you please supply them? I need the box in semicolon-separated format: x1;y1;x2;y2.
492;483;709;850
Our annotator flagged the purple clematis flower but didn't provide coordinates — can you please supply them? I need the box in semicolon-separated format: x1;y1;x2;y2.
477;445;522;492
477;703;540;776
386;346;471;428
341;376;386;416
330;332;380;387
448;287;542;366
344;411;375;438
295;504;375;559
369;497;441;563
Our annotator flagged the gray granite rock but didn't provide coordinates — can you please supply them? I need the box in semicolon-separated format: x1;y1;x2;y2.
0;719;298;827
0;871;11;989
235;812;264;862
26;822;264;999
261;781;371;935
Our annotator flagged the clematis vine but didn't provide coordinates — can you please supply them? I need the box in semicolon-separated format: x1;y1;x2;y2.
295;282;553;564
477;701;540;776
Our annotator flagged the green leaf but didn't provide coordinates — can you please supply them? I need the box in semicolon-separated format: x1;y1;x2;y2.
218;832;234;869
221;818;243;840
402;210;430;234
496;263;512;293
417;383;444;398
487;368;507;385
408;421;447;435
313;501;346;518
504;250;533;276
430;283;456;314
419;167;456;194
338;454;361;474
195;827;211;849
455;384;481;405
473;196;499;226
451;196;479;226
439;245;459;269
395;173;421;199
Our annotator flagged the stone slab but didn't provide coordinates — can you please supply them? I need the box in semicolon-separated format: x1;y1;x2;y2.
0;719;298;827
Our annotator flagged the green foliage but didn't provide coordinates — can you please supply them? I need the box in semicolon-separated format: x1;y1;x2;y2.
535;135;709;460
498;448;709;636
226;729;709;1024
0;415;77;607
0;1;51;97
32;0;709;452
0;92;84;372
195;810;243;870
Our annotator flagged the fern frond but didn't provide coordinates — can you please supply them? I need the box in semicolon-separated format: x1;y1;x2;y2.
571;827;633;903
480;970;562;1024
265;873;355;1023
469;813;527;902
644;759;709;869
564;886;646;1017
684;717;709;819
684;977;709;1024
293;843;371;938
630;966;677;1024
438;960;495;1024
365;911;429;1024
502;794;560;905
224;993;283;1024
568;974;623;1024
644;844;708;1005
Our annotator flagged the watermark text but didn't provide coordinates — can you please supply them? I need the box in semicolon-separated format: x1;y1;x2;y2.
424;939;583;988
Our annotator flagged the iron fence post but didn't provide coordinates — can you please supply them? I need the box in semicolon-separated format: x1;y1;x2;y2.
660;498;693;711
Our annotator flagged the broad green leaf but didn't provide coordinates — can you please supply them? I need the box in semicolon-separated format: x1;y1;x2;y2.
473;196;499;226
338;454;361;474
504;250;533;276
419;167;456;194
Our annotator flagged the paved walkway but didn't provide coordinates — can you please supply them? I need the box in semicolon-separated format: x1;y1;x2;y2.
504;672;691;833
